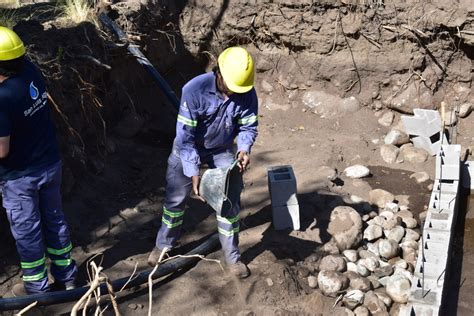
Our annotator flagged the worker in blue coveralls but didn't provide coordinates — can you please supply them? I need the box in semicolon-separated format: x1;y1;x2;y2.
0;27;77;295
148;47;258;278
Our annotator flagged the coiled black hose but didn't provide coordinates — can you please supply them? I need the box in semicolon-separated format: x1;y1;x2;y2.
0;233;220;311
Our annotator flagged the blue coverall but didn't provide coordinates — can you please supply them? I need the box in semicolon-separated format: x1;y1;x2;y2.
0;60;77;293
155;72;258;264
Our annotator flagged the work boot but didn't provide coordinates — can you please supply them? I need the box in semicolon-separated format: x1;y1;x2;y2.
228;261;250;279
51;280;76;291
147;247;169;267
11;283;28;297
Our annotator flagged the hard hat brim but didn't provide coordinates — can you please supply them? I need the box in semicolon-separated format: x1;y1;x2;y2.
222;70;254;94
0;44;26;61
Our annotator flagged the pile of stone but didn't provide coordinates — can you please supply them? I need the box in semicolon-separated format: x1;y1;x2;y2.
307;199;420;315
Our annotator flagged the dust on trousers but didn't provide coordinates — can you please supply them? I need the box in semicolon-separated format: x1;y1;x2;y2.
1;161;77;294
155;148;241;264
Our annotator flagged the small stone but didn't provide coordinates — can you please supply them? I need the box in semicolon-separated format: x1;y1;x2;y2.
362;214;370;222
367;276;382;289
384;202;399;213
400;241;418;250
347;262;359;273
356;263;370;277
367;216;385;227
354;306;370;316
383;216;402;230
369;211;378;219
397;209;414;220
359;250;378;260
404;229;420;242
308;275;318;288
378;239;400;260
378;111;394;127
373;265;394;278
358;257;379;272
327;206;363;251
366;242;380;257
380;144;399;164
343;290;365;310
363;225;383;241
343;250;358;263
387;226;405;243
388;257;408;269
350;276;372;292
369;189;395;209
363;291;388;315
393;267;413;280
384;129;409;146
128;304;138;310
374;289;393;308
322;240;341;254
315;166;338;182
379;210;394;220
402;246;417;265
459;102;472;118
419;211;428;223
401;147;429;163
402;217;418;229
409;171;430;183
344;165;370;178
319;255;347;272
386;275;411;303
318;270;350;296
266;278;274;286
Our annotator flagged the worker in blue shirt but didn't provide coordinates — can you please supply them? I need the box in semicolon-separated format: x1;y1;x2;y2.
0;27;77;295
148;47;258;278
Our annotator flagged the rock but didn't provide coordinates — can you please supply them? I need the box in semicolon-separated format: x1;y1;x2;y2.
367;276;382;289
404;229;420;242
374;289;393;308
397;209;414;220
359;250;378;260
343;290;365;310
344;165;370;179
341;96;361;114
358;257;379;272
318;270;349;296
356;263;370;277
327;206;363;251
378;239;399;260
388;257;408;269
379;210;394;221
378;276;390;287
266;278;274;287
419;211;428;223
459;102;472;118
319;255;347;272
384;129;409;146
343;250;358;263
383;216;402;230
378;111;394;127
386;275;411;303
400;241;418;250
409;171;430;183
308;275;318;288
322;239;341;254
350;276;372;292
393;267;413;280
401;147;429;163
373;265;394;278
380;144;399;164
347;262;359;273
384;202;399;213
363;291;388;315
364;225;383;241
302;90;359;118
367;242;380;257
367;216;385;227
402;217;418;229
387;226;405;243
354;306;370;316
402;246;417;265
261;79;274;93
369;189;395;209
128;304;138;310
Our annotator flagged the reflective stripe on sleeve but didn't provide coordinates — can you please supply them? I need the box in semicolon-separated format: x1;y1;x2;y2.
238;115;258;125
216;215;240;225
177;115;198;127
21;255;46;269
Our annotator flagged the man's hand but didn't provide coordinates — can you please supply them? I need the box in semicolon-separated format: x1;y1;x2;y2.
237;151;250;172
191;175;206;202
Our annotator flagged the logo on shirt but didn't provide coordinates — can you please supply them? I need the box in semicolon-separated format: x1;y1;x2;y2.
30;82;39;100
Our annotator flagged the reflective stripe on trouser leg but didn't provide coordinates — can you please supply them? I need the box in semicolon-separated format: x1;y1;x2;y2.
217;209;241;264
40;162;77;284
156;154;192;249
2;176;49;293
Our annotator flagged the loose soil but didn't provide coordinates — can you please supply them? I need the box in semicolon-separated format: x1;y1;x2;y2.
0;0;473;315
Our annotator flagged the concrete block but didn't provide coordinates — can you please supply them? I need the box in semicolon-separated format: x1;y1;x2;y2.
268;165;298;206
423;228;451;243
428;191;457;211
412;136;443;156
432;179;459;194
435;163;460;181
412;276;442;291
272;204;300;230
410;289;441;306
461;161;474;190
415;261;446;279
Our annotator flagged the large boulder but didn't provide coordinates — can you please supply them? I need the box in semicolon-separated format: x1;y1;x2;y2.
386;275;411;303
328;206;363;251
318;270;350;296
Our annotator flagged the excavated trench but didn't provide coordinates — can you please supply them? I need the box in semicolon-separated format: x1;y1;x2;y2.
1;0;474;314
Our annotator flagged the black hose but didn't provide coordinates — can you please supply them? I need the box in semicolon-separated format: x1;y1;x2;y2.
98;13;180;110
0;233;220;311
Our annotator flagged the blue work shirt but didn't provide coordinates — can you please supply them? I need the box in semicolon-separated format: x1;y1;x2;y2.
175;72;258;177
0;59;60;181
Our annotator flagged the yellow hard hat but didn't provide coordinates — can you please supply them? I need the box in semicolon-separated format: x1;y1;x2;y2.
218;47;254;94
0;26;25;61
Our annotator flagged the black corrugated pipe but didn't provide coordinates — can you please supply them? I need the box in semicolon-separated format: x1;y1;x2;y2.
0;233;220;311
98;13;180;110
